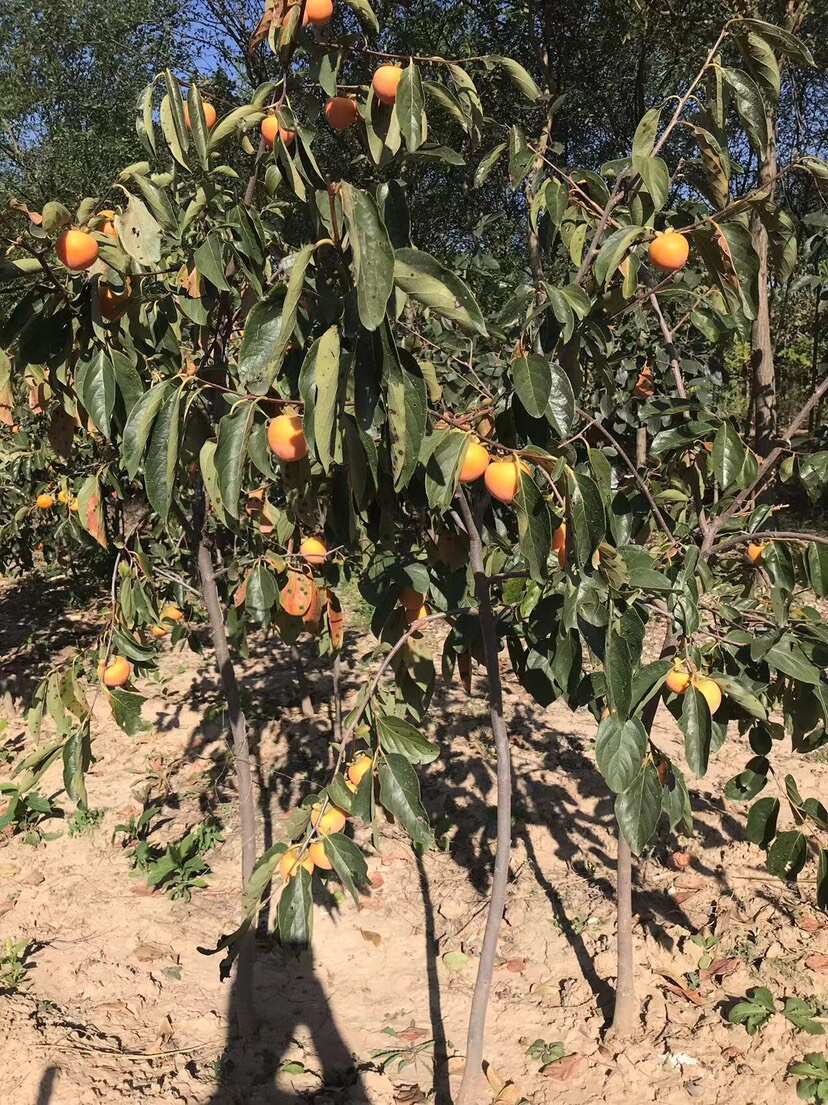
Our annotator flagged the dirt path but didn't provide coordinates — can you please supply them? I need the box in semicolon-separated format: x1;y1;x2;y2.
0;575;826;1104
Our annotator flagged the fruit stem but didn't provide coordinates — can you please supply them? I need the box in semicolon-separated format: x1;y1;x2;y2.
455;488;512;1105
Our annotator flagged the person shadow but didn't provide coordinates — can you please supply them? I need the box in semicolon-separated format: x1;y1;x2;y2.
205;940;367;1105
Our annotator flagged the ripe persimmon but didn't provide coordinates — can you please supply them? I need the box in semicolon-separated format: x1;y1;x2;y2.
484;457;521;504
310;804;347;835
56;228;99;271
279;847;314;880
372;64;403;105
665;663;691;695
302;0;333;25
648;231;689;273
97;210;118;239
692;674;722;715
102;655;131;688
551;523;567;568
267;414;308;461
347;754;373;787
149;625;168;639
405;603;429;625
325;96;358;130
160;604;184;623
300;536;327;566
98;284;130;320
308;841;334;869
746;541;767;564
183;101;217;129
459;439;490;484
261;116;279;146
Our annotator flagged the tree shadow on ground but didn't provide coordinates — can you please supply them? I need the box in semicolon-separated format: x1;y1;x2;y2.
36;1066;58;1105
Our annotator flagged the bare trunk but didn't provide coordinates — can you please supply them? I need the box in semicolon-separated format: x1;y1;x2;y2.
809;284;823;433
635;426;647;467
610;835;636;1035
750;134;777;455
197;538;258;1036
455;489;512;1105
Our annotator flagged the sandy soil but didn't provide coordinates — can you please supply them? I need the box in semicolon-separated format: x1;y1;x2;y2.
0;572;826;1105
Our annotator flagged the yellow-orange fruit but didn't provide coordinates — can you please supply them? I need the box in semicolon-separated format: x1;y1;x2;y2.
347;754;373;787
267;414;308;461
308;840;334;870
149;625;168;639
551;523;567;569
102;655;131;688
405;603;429;625
484;457;520;504
325;96;358;130
648;231;689;273
310;804;347;835
665;663;691;695
279;847;314;880
57;489;70;504
372;64;403;106
160;604;184;623
183;101;217;129
279;127;296;145
746;541;767;564
459;440;490;484
399;587;425;613
36;493;55;510
300;537;327;566
302;0;333;25
98;284;130;320
69;497;79;512
692;675;722;715
56;228;99;271
261;116;279;146
97;209;118;239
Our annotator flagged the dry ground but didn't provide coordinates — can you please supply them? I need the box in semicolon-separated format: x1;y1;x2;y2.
0;572;827;1105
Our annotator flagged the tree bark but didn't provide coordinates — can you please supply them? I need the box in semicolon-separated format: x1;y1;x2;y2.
455;489;512;1105
197;537;259;1036
750;132;778;456
611;835;636;1036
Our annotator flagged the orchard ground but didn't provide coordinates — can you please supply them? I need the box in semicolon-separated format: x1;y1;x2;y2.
1;571;827;1105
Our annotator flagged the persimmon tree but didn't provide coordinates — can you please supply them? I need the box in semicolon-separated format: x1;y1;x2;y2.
1;3;827;1101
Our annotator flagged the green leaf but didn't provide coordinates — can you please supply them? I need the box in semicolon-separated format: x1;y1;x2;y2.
377;715;439;764
77;350;115;438
385;344;427;491
396;64;425;151
215;402;256;520
546;362;577;437
745;796;779;848
474;142;506;187
118;191;162;267
199;441;228;525
209;105;265;149
62;727;90;807
635;156;669;210
737;31;781;102
299;327;340;473
341;0;379;33
727;987;775;1034
245;563;278;623
565;468;606;567
604;630;632;721
393;248;487;336
735;18;814;67
632;105;662;160
615;762;662;854
485;56;542;102
512;354;552;418
595;716;647;793
194;233;231;291
322;832;368;904
680;686;713;777
766;830;807;880
161;71;189;164
515;472;552;582
108;688;149;737
765;639;821;684
278;867;313;949
723;68;769;155
340;184;394;332
594;226;645;286
724;757;769;801
712;422;749;490
545;179;569;228
242;244;315;394
140;387;180;522
423;82;469;132
378;753;433;849
783;997;825;1036
185;84;210;169
424;430;466;509
136;82;157;157
243;844;285;915
806;543;828;597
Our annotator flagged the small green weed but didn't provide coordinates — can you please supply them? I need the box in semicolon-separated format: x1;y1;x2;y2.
67;807;104;837
0;938;35;992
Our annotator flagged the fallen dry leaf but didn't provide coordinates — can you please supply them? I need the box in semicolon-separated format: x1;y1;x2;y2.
370;873;384;889
672;889;700;905
397;1025;429;1045
504;958;527;974
804;954;828;973
393;1085;426;1104
671;851;693;871
700;957;740;983
359;928;382;947
798;915;823;934
655;970;706;1006
543;1054;585;1082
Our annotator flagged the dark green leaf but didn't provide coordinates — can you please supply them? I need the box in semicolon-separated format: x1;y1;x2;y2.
595;715;647;793
615;762;662;854
340;184;394;332
680;686;713;777
512;355;552;418
322;832;369;904
378;753;433;849
393;248;487;336
215;402;256;520
144;386;181;521
278;867;313;949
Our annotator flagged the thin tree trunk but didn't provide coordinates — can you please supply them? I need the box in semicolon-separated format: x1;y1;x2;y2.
455;489;512;1105
610;835;636;1036
197;538;258;1036
809;284;823;434
750;134;777;456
